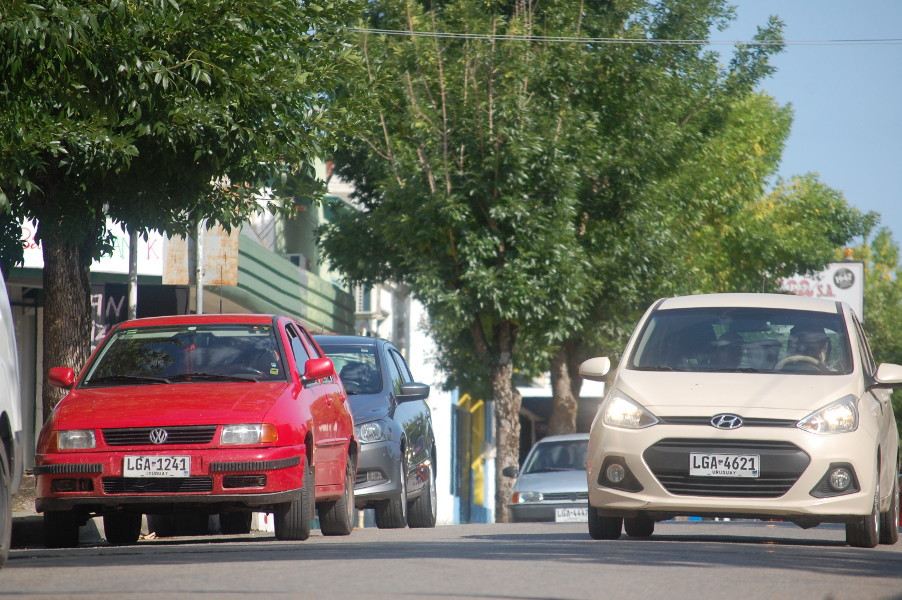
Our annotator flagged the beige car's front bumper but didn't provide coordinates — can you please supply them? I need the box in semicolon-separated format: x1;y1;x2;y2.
587;421;881;523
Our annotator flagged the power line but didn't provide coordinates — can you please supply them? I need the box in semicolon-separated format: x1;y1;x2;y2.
348;28;902;46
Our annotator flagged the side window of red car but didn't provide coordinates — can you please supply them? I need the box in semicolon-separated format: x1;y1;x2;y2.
285;324;310;371
299;327;322;359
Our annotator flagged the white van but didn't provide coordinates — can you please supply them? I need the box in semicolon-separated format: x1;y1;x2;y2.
0;270;23;567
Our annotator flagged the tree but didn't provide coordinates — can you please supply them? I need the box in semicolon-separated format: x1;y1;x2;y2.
321;0;605;521
0;0;363;418
319;0;791;520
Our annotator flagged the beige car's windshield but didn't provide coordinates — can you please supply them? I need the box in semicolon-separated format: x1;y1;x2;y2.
629;307;853;375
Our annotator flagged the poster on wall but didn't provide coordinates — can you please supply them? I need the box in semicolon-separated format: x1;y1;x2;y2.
778;262;865;320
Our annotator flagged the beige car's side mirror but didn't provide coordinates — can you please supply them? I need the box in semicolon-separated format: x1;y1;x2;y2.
579;357;611;382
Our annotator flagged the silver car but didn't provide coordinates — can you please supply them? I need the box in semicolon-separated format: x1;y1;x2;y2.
503;434;590;522
315;335;437;529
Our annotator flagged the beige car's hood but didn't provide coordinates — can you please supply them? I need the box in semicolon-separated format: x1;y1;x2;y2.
615;368;863;420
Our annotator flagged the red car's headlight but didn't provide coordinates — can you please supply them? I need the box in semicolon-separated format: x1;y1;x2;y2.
220;424;278;445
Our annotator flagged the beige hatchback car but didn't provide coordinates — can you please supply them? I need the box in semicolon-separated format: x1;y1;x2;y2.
581;293;902;547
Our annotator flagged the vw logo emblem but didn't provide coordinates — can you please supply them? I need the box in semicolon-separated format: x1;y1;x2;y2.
710;414;743;430
148;428;169;444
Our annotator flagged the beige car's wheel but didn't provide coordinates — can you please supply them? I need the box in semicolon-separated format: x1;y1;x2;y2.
588;507;622;540
846;469;880;548
878;473;899;545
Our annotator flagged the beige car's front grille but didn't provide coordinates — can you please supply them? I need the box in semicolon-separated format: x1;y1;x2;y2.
643;438;809;498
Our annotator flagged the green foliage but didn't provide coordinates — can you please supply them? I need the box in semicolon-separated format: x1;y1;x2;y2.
0;0;365;245
322;0;602;372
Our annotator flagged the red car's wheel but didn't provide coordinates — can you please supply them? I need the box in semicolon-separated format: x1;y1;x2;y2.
274;459;314;541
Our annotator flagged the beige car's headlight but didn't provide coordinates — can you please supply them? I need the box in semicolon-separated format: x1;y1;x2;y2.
602;390;659;429
797;396;858;434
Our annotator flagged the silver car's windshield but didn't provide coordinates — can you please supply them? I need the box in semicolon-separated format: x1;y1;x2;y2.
522;441;588;474
83;324;286;386
317;344;383;395
628;307;853;375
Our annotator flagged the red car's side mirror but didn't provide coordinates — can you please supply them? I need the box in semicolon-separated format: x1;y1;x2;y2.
303;357;334;382
48;367;76;389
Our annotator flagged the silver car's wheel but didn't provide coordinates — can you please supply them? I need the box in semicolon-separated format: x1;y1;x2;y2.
375;455;408;529
407;459;437;528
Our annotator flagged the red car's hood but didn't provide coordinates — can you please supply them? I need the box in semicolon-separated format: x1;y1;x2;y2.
52;382;292;429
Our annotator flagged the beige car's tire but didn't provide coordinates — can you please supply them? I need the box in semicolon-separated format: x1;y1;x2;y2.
624;513;655;538
0;442;11;567
588;507;622;540
846;471;880;548
878;473;899;545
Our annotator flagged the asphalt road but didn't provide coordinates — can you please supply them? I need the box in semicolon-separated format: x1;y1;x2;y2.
3;520;902;600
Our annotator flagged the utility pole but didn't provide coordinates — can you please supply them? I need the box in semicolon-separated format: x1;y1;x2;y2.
127;230;138;320
195;219;204;315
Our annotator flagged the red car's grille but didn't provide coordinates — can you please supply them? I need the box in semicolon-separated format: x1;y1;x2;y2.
102;426;217;446
102;477;213;494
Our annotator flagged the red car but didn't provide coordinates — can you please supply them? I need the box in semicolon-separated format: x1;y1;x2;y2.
34;314;357;547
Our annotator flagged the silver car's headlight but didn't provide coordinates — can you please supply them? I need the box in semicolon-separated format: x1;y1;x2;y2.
57;430;96;450
602;390;659;429
797;396;858;434
356;420;389;443
515;491;543;503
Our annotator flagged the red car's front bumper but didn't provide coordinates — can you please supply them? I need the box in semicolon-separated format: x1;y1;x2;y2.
35;444;306;514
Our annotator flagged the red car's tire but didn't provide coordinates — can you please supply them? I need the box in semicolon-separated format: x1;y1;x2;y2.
274;459;314;541
319;454;356;536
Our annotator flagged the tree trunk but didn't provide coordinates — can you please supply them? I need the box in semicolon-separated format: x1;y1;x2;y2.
490;357;521;523
548;342;585;435
41;230;95;421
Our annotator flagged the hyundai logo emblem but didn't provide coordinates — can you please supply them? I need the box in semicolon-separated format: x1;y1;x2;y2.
149;428;169;444
710;414;743;429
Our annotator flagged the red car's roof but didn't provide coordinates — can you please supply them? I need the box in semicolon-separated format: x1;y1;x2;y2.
115;314;280;328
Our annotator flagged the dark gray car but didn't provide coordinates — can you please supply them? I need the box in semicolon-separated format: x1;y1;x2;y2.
315;335;437;528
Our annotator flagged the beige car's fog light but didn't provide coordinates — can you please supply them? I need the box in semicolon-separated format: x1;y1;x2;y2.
598;456;643;492
810;462;860;498
606;463;626;484
829;468;853;491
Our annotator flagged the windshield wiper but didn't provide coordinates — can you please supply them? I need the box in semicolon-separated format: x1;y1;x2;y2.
86;374;171;386
632;366;680;372
167;372;258;383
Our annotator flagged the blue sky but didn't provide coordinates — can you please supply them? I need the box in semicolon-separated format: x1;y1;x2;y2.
721;1;901;246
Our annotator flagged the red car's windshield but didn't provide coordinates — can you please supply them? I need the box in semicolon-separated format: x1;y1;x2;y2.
82;324;287;386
